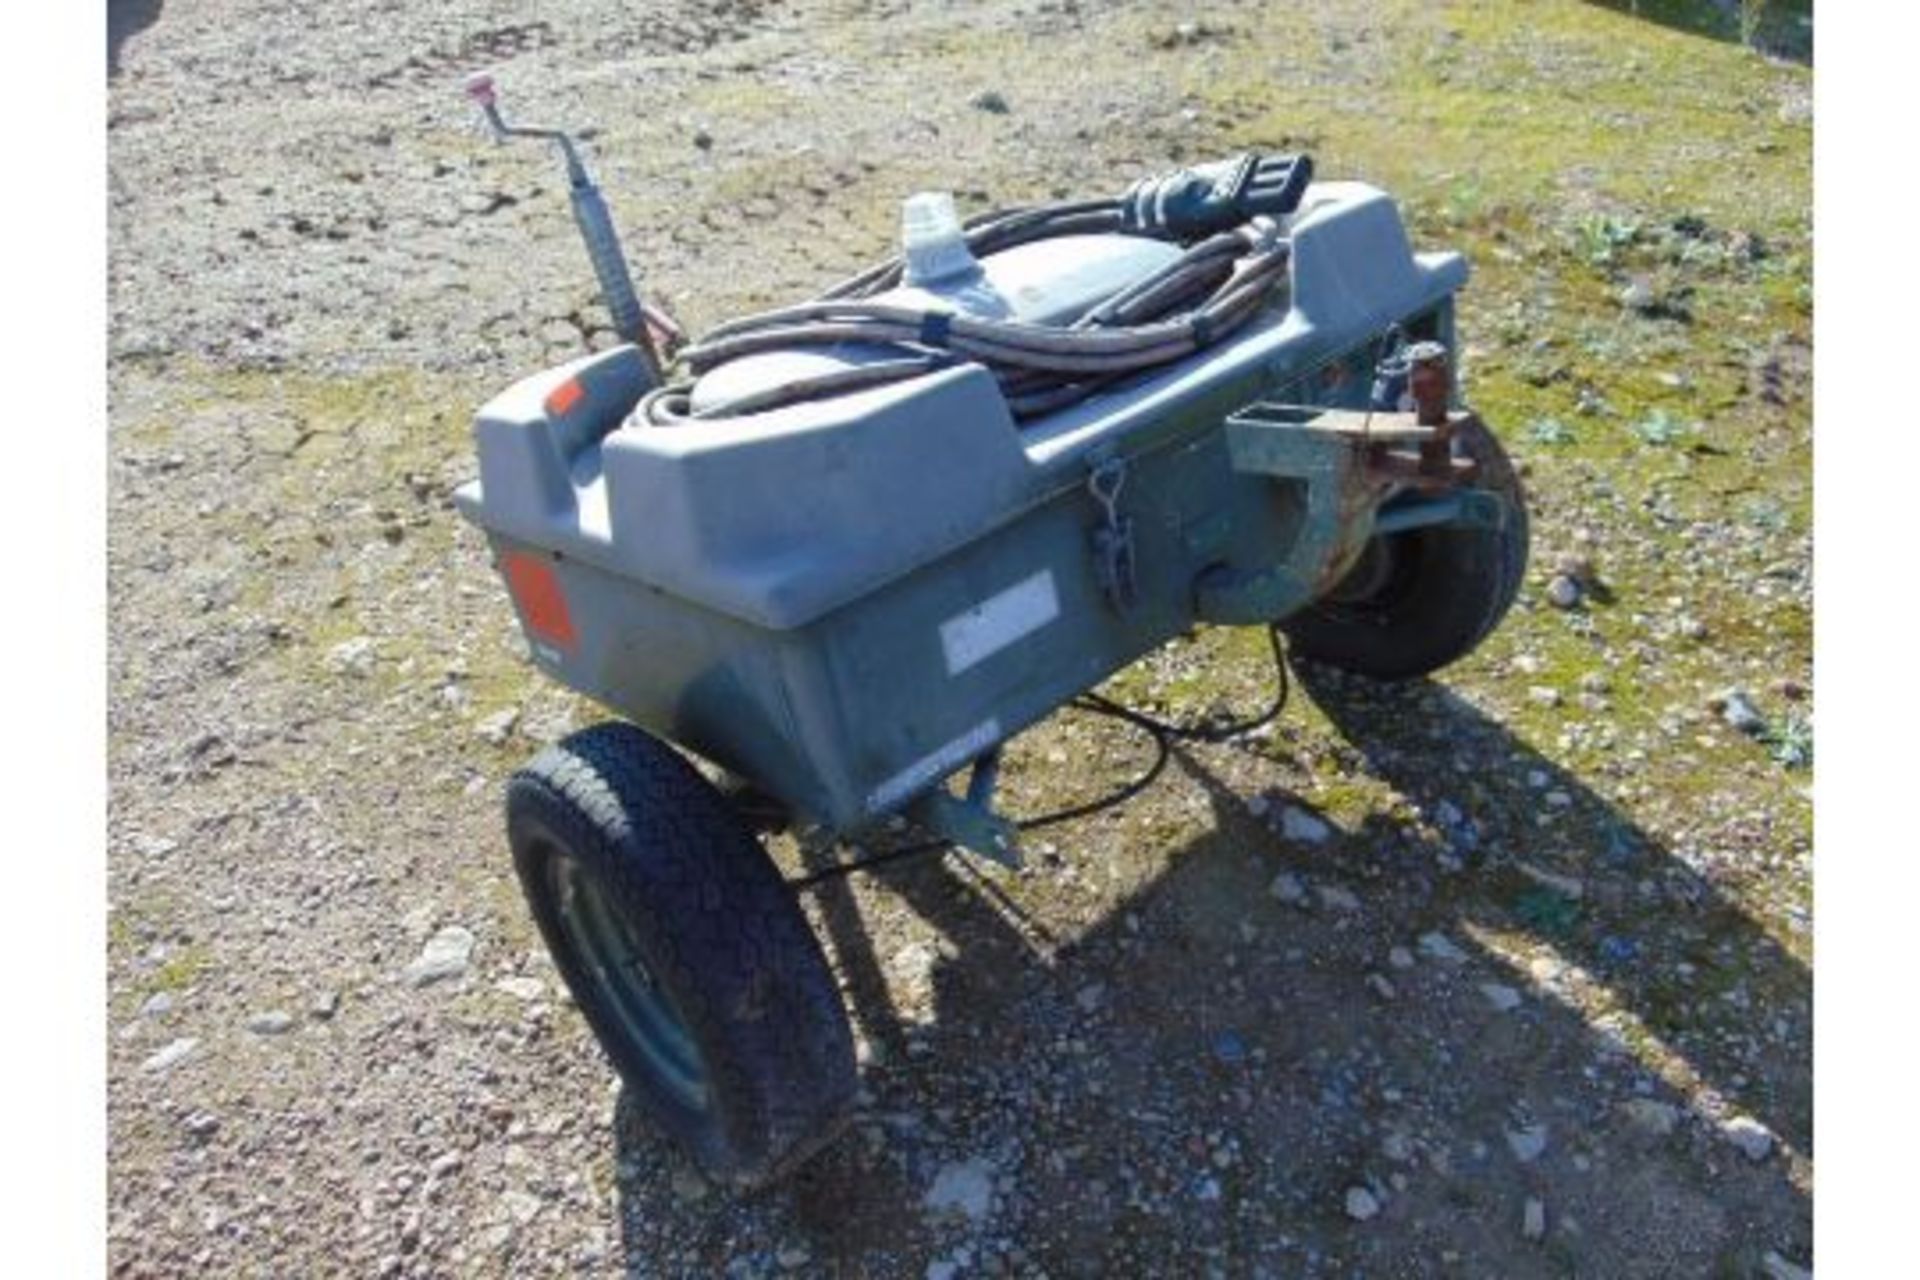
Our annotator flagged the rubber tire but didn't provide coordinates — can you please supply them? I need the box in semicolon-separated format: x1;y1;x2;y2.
1280;416;1530;681
505;722;855;1188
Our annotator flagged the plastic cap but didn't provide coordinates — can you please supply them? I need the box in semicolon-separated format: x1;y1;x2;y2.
900;191;978;285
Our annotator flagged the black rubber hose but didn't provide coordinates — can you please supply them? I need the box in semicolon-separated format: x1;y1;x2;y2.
785;626;1292;891
683;249;1285;371
650;184;1294;425
645;256;1285;426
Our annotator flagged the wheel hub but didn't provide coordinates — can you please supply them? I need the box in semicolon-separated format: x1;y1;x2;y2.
546;849;711;1113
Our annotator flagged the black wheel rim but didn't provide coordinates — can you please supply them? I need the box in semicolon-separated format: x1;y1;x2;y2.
543;846;712;1114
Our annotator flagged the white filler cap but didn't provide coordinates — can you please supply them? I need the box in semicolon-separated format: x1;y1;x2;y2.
900;191;979;285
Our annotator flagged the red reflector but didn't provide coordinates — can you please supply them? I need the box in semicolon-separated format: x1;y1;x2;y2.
501;552;577;650
544;377;585;418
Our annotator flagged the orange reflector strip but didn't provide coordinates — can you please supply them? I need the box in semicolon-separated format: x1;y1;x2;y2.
544;377;585;418
501;551;577;650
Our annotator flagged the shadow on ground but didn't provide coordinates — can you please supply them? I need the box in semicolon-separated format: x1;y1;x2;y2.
108;0;164;77
611;660;1810;1275
1589;0;1813;64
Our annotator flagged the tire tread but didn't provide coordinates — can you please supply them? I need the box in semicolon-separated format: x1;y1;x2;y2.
506;722;855;1189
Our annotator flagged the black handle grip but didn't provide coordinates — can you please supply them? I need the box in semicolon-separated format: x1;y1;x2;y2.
1120;152;1315;242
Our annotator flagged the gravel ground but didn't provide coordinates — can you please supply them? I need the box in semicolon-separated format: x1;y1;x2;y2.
108;1;1812;1275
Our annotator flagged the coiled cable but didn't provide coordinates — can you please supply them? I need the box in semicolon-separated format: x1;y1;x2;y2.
643;160;1308;426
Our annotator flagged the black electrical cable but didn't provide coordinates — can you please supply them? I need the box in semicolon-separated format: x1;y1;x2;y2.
786;626;1291;892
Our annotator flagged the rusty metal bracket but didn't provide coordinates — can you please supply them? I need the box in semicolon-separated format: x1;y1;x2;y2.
1406;339;1457;481
1194;392;1502;625
1286;404;1481;490
1193;403;1376;624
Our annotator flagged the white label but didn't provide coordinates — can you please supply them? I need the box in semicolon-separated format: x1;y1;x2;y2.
866;718;1002;814
939;570;1060;676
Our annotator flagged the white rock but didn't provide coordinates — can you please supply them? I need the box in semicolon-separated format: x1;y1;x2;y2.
1317;884;1362;912
405;926;476;987
142;1037;198;1074
1366;973;1397;1000
1344;1186;1380;1221
1419;932;1468;965
1505;1123;1548;1163
1280;807;1332;844
1268;872;1308;907
1717;688;1767;735
1545;575;1582;610
1619;1098;1679;1136
141;991;174;1018
1723;1114;1775;1162
495;976;546;1002
248;1010;295;1035
1387;946;1416;970
327;636;377;677
1076;983;1106;1013
1523;1196;1546;1240
132;834;179;859
1480;983;1523;1013
498;1188;542;1225
475;707;521;746
924;1158;996;1222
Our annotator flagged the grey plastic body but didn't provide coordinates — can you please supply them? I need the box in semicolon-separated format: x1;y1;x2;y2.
455;182;1469;835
